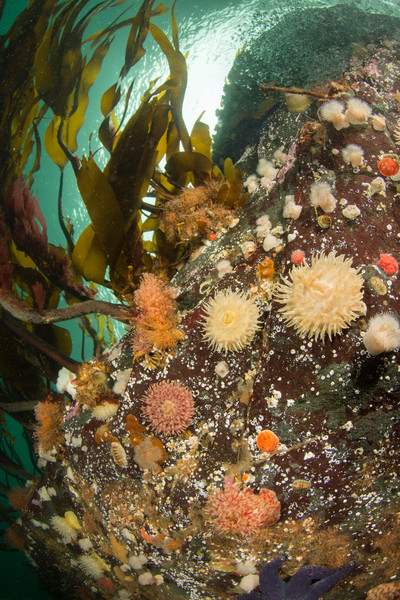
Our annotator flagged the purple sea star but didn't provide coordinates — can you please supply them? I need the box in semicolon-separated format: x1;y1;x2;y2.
237;556;354;600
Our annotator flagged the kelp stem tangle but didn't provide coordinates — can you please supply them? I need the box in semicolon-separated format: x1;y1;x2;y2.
2;312;80;374
260;83;329;99
57;169;75;252
0;291;131;325
56;119;79;176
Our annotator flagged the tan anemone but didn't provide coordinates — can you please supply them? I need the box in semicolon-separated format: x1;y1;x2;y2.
201;289;261;353
275;251;365;341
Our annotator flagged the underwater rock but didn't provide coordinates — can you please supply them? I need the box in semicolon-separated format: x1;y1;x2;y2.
212;4;400;166
18;39;400;600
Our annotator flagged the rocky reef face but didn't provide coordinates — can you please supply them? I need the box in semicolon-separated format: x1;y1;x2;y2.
212;3;400;166
17;39;400;600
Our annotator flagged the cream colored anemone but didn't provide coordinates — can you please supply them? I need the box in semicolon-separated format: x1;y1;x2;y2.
275;251;366;341
201;289;261;352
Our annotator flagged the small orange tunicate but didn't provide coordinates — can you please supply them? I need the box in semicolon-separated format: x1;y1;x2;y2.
256;429;279;452
125;414;146;446
377;156;399;177
94;424;118;444
257;258;274;279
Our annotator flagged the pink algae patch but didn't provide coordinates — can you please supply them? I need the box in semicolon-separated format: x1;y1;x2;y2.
378;253;398;275
206;479;280;535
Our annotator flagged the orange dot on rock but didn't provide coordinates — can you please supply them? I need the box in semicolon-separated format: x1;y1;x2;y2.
256;429;279;452
377;156;399;177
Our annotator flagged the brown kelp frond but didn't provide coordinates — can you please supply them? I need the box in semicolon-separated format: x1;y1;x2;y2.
120;0;170;79
72;3;197;292
34;0;116;117
149;6;191;153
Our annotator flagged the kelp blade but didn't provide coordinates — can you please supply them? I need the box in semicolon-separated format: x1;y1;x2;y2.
72;224;108;284
76;156;125;269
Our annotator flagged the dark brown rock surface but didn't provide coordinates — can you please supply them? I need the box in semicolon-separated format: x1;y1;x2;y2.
20;42;400;600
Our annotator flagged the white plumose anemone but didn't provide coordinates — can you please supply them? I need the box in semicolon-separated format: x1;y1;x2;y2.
276;252;366;341
77;553;108;579
362;313;400;355
201;289;261;352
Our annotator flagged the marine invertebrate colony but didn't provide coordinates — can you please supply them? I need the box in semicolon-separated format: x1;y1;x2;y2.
140;380;195;436
276;252;365;341
377;156;399;177
256;429;279;452
73;360;109;410
342;144;364;167
33;395;65;456
201;289;261;352
309;181;337;213
320;99;349;130
159;180;239;245
377;253;398;275
344;97;372;125
291;249;305;265
131;273;185;354
206;480;281;535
